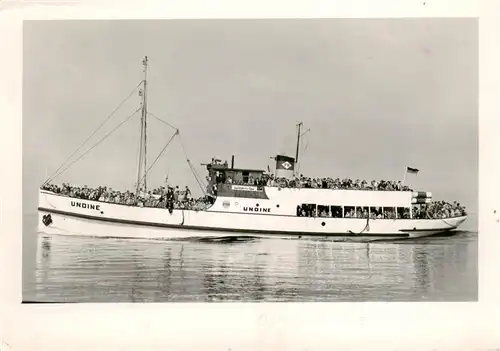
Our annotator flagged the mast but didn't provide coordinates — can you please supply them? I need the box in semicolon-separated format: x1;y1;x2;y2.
136;56;148;198
143;56;148;194
295;122;302;164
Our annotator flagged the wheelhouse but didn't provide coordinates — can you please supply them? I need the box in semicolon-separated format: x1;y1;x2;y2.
205;157;266;195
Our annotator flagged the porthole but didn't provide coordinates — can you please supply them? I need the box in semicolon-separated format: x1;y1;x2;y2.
276;204;280;208
321;222;326;227
256;203;259;207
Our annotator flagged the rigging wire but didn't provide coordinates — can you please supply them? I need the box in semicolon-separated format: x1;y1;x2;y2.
137;130;179;185
48;107;142;183
148;112;178;131
146;111;206;195
191;161;207;190
142;111;176;188
187;159;207;195
178;134;207;195
44;80;145;185
297;134;309;174
303;133;310;154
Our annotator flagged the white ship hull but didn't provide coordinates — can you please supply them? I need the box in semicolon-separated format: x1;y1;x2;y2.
38;190;467;239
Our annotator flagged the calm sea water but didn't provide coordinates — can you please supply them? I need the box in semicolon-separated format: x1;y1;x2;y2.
22;213;477;302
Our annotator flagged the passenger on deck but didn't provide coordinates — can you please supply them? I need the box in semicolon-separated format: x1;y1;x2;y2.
174;186;180;202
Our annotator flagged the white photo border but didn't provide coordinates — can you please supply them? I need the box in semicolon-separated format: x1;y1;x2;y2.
1;1;499;350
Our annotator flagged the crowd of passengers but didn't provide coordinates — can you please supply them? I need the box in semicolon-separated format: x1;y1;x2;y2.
223;173;413;191
41;183;213;211
413;201;467;219
296;201;466;219
42;182;467;219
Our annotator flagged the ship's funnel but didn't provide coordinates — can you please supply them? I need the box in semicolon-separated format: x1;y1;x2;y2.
275;154;295;179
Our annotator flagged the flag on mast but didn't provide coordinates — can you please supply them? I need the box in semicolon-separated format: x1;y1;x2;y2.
407;167;419;174
275;155;295;179
403;166;419;185
275;155;295;171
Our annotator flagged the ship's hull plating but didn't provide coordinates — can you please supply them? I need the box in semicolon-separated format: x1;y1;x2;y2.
38;191;467;239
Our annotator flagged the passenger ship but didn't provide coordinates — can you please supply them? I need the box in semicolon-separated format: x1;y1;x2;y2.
38;57;467;239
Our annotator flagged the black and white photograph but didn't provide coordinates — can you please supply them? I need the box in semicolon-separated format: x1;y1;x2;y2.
22;18;477;303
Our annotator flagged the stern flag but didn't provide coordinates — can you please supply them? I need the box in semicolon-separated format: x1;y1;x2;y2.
407;167;419;174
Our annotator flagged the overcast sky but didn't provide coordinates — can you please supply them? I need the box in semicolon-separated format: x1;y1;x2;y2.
23;19;477;224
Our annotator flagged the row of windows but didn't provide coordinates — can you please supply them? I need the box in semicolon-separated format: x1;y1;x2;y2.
296;204;411;219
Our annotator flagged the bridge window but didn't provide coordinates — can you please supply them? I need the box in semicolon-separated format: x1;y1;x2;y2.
358;206;369;218
215;171;223;183
318;205;329;217
344;206;355;218
331;206;342;218
299;203;317;217
301;205;343;218
357;206;369;218
397;207;410;219
383;207;396;219
242;171;249;184
295;204;410;219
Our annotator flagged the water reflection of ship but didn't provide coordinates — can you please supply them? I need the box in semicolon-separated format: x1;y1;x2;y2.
295;235;475;300
411;234;477;299
295;239;435;299
201;248;267;301
35;234;299;301
33;233;475;301
36;235;53;294
35;234;410;300
35;234;177;301
156;247;172;300
412;247;431;293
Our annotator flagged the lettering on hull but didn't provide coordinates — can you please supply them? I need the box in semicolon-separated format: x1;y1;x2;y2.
71;201;101;211
243;207;271;213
